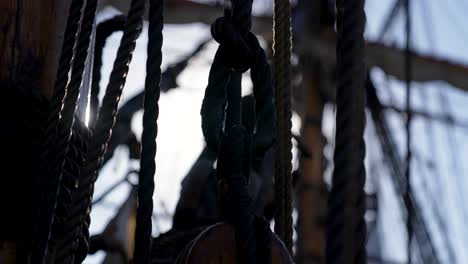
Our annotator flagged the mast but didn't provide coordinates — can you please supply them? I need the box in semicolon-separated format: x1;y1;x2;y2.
296;0;331;263
0;0;72;261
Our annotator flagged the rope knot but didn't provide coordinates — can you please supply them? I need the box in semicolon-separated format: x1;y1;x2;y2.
211;17;254;72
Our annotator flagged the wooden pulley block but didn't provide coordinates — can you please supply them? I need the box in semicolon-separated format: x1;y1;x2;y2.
175;223;294;264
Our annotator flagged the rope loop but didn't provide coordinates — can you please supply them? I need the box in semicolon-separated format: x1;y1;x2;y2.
201;33;275;164
200;1;276;262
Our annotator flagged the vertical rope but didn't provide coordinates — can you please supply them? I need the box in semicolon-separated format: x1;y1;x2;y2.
34;0;84;255
133;0;163;263
231;0;252;35
35;0;97;261
273;0;293;253
326;0;367;263
404;0;413;262
73;0;145;261
46;0;84;134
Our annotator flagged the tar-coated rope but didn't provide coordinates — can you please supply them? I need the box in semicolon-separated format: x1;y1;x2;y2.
90;15;126;127
325;0;367;264
33;0;84;255
72;0;145;261
133;0;163;263
45;0;84;136
272;0;294;253
34;0;97;261
51;120;91;263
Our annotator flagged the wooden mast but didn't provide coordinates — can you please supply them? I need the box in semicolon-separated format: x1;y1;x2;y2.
0;0;72;97
0;0;72;261
296;1;332;263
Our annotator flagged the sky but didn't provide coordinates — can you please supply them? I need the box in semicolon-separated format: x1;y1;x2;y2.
85;1;468;263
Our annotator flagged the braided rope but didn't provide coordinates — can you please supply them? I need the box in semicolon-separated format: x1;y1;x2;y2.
35;0;97;261
326;0;367;263
133;0;163;263
90;15;126;127
273;0;293;253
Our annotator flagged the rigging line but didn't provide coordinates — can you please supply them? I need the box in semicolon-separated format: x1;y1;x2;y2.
380;103;468;130
273;0;294;253
367;77;440;264
90;15;126;128
417;3;461;261
70;0;146;262
35;0;98;261
378;0;403;41
34;0;84;255
133;0;164;262
419;0;465;261
413;154;457;264
326;0;367;263
404;0;413;263
437;89;468;247
92;171;134;205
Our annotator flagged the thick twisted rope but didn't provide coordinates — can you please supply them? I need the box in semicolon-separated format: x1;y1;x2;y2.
34;0;83;252
133;0;163;263
28;0;84;252
45;0;84;135
231;0;252;35
51;120;91;263
48;2;143;262
326;0;367;264
273;0;293;253
71;0;145;261
35;0;97;261
200;1;277;262
90;15;126;127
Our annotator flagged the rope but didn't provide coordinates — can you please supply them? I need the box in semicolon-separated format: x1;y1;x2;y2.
366;79;440;264
90;15;126;127
133;0;163;262
200;0;277;263
33;0;84;254
326;0;367;263
72;0;145;261
51;120;91;263
273;0;293;253
35;0;97;261
404;0;413;262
